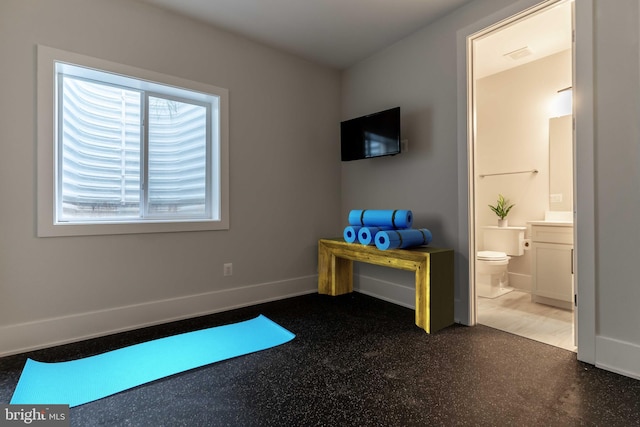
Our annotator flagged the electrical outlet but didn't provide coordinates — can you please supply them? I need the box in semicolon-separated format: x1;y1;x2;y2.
550;193;563;203
223;263;233;276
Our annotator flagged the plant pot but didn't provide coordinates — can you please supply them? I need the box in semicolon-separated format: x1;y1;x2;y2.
498;218;508;228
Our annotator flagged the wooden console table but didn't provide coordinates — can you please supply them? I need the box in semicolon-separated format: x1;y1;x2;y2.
318;238;454;333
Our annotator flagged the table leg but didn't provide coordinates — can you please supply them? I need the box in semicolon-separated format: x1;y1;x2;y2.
318;242;353;295
414;260;430;333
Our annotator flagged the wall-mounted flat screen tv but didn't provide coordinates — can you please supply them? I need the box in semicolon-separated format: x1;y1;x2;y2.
340;107;401;161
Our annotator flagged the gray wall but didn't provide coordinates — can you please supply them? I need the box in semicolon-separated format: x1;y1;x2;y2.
0;0;341;354
594;0;640;360
342;0;640;378
341;0;517;310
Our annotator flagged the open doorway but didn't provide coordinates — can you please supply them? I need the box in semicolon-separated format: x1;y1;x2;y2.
468;0;575;351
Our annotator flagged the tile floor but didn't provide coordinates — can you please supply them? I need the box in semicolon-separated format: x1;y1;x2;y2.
477;289;576;352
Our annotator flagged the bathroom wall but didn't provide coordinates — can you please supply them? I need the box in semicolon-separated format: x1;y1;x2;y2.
475;49;572;290
549;115;574;212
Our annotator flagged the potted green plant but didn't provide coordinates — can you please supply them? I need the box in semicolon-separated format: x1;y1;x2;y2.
489;194;515;227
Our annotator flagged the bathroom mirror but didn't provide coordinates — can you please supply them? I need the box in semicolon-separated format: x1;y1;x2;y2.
548;115;573;212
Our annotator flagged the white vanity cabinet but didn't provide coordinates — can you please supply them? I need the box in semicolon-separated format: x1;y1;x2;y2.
529;222;574;310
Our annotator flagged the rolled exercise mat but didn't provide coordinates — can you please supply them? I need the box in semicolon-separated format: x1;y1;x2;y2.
348;210;413;229
10;315;295;407
357;226;391;245
375;228;433;250
343;225;362;243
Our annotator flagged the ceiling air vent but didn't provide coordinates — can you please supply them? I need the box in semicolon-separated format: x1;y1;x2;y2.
503;46;533;60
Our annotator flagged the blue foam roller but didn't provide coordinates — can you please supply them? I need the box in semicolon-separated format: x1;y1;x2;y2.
375;228;432;250
343;226;362;243
348;210;413;229
357;226;391;245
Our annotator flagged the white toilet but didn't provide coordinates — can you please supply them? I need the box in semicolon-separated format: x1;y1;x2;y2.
477;226;526;298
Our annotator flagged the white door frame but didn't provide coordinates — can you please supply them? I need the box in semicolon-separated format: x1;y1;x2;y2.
456;0;595;364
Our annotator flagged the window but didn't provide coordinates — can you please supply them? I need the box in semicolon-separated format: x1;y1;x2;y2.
37;46;229;236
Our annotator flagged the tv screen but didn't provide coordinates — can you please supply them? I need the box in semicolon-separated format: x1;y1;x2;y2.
340;107;401;161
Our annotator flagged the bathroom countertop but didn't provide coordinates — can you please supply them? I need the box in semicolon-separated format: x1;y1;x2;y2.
482;225;527;230
527;220;573;226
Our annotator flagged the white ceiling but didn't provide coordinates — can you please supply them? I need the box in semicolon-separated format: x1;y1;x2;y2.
139;0;475;69
139;0;572;74
474;1;572;78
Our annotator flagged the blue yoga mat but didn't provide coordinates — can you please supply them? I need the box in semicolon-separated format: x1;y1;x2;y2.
375;228;433;250
10;315;295;407
343;225;362;243
348;209;413;229
357;226;391;245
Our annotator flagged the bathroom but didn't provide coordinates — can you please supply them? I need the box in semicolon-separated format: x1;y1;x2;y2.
472;2;575;351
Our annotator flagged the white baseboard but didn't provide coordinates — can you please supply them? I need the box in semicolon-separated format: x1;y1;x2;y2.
355;275;415;309
0;275;317;357
508;272;531;292
357;275;468;325
595;335;640;380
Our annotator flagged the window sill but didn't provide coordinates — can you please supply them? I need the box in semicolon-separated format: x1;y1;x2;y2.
37;219;229;237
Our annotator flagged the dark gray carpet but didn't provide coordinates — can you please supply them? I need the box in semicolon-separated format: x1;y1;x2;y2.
1;292;639;426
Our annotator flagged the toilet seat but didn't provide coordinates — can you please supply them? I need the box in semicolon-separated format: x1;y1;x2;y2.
477;250;508;261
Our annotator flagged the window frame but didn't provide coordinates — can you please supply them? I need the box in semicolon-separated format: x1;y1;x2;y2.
37;45;229;237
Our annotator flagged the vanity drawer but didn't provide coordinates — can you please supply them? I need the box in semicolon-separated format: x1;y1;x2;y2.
530;225;573;244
